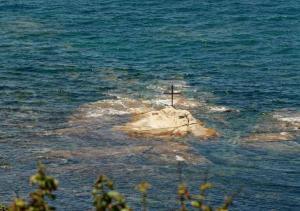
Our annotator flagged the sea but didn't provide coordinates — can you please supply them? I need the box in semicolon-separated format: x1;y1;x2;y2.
0;0;299;210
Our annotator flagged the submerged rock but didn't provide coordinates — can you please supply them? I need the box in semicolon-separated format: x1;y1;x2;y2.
243;132;295;142
272;110;300;130
44;95;220;140
115;106;218;139
243;109;300;143
46;141;210;165
48;146;150;159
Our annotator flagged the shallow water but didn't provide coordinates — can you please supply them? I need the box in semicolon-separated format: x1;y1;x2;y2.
0;0;300;210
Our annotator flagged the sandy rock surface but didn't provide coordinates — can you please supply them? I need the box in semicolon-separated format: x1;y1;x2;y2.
116;106;218;139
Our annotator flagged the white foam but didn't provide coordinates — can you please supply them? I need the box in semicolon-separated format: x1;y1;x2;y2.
146;84;166;92
273;114;300;123
280;132;288;136
150;97;202;108
208;105;236;113
85;109;130;118
151;99;171;106
146;80;193;94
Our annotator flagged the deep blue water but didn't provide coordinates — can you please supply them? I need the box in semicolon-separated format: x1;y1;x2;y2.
0;0;299;210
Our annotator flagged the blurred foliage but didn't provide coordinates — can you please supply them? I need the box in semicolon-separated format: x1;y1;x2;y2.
178;183;190;211
136;182;151;211
0;204;8;211
8;163;58;211
0;163;237;211
92;175;131;211
177;181;238;211
177;160;239;211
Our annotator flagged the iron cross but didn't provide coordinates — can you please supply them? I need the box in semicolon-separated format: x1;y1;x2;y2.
164;84;181;107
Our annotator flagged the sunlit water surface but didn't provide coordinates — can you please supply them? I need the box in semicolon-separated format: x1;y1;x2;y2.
0;0;299;210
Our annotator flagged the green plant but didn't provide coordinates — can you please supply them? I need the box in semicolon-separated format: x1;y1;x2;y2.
177;179;239;211
9;163;58;211
176;159;238;211
136;182;151;211
0;204;8;211
216;189;240;211
190;182;214;211
178;183;190;211
1;163;237;211
92;175;131;211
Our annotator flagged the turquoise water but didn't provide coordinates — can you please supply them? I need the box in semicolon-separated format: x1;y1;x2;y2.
0;0;299;210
